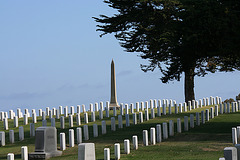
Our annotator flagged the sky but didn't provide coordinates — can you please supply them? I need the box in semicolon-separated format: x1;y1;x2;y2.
0;1;239;112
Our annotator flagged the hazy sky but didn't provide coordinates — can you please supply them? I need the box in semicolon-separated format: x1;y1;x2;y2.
0;1;239;112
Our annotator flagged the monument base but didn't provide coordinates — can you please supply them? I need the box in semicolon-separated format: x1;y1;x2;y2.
29;150;62;160
109;103;120;110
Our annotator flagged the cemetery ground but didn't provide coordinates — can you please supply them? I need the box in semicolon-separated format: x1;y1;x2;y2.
0;105;237;160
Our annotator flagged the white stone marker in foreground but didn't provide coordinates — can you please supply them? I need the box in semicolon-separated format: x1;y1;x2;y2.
0;131;5;146
77;127;82;144
150;127;156;145
124;139;130;154
133;135;138;150
21;146;28;160
114;143;120;160
224;147;237;160
104;148;110;160
60;133;66;151
232;127;237;145
78;143;95;160
143;130;148;146
7;153;14;160
69;129;75;147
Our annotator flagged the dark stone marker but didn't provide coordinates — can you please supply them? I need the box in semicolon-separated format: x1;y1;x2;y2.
29;127;62;159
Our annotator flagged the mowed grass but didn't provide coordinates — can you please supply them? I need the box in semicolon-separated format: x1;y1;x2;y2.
0;105;238;160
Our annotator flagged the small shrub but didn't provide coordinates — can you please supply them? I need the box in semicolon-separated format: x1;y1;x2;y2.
224;98;235;103
236;94;240;101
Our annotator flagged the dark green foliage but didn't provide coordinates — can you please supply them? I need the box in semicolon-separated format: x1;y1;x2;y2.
236;94;240;101
94;0;240;102
224;98;235;103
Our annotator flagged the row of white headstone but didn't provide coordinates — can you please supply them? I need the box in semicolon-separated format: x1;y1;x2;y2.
103;103;230;160
1;96;232;148
2;96;227;132
1;100;238;149
4;99;237;159
0;95;225;122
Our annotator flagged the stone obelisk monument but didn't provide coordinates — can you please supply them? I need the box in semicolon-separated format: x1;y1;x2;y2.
109;59;120;109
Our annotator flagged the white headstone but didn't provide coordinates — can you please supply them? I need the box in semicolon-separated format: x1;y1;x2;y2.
60;133;66;151
7;153;14;160
76;114;81;126
104;148;110;160
124;139;130;154
69;129;75;147
143;130;148;146
118;115;123;128
83;125;89;141
102;121;106;134
114;143;120;160
30;123;35;137
78;143;95;160
132;135;138;150
150;127;156;145
77;127;82;144
125;114;130;127
111;117;116;131
84;113;88;124
19;126;24;141
224;147;237;160
169;120;174;136
9;130;14;144
91;112;95;122
93;124;98;137
139;112;143;123
0;131;5;146
69;115;73;127
60;116;65;129
14;116;18;128
163;122;168;139
156;124;162;143
21;146;28;160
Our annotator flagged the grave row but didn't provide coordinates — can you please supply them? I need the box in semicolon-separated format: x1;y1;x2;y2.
0;95;227;123
1;97;239;148
4;97;240;159
1;96;231;132
5;106;221;160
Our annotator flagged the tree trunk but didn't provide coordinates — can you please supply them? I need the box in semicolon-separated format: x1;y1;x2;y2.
184;67;195;102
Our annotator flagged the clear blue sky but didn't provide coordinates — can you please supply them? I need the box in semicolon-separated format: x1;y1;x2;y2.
0;1;239;112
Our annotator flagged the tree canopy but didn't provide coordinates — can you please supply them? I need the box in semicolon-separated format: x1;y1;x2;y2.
94;0;240;102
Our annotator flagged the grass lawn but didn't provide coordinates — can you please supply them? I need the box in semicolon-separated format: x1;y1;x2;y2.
0;105;237;160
